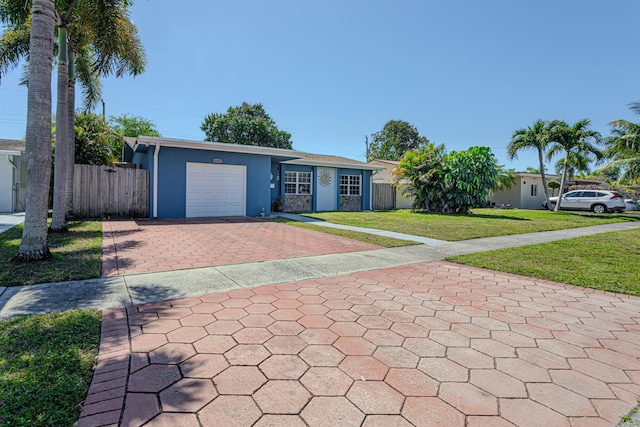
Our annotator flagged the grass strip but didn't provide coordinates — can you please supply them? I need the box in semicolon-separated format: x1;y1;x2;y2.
0;221;102;287
0;309;101;427
300;209;637;241
447;228;640;296
267;217;420;247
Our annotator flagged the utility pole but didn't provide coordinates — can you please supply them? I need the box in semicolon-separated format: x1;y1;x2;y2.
365;135;370;161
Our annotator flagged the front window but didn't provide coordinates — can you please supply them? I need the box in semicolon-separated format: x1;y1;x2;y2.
340;175;361;196
284;171;312;195
531;184;537;197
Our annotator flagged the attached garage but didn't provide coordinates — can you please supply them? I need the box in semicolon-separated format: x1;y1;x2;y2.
185;163;246;217
125;137;380;218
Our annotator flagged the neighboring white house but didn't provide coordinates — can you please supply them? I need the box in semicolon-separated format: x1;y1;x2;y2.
369;159;413;209
491;173;560;210
0;139;26;212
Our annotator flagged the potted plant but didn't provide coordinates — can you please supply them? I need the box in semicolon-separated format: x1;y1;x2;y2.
273;197;284;212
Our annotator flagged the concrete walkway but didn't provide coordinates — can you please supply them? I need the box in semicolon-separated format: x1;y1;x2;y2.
1;220;639;320
272;213;445;245
0;212;24;234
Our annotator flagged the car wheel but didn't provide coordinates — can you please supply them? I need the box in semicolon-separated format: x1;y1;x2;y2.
592;204;607;214
550;203;556;210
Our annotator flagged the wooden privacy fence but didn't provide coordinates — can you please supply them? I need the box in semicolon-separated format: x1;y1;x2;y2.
73;164;149;218
373;183;395;210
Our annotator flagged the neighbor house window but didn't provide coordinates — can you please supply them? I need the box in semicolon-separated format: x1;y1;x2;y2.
285;171;312;195
340;175;361;196
531;184;537;197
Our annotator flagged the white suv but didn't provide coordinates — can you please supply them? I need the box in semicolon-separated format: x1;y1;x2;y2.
542;190;626;213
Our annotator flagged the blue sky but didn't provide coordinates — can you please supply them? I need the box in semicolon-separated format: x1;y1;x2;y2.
1;0;639;171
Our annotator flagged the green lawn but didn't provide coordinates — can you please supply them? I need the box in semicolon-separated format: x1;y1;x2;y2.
0;221;102;287
0;309;101;427
267;217;420;247
299;209;637;241
448;228;640;296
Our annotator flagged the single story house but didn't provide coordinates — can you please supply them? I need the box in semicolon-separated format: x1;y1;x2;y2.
124;136;383;218
0;139;25;212
368;159;413;209
490;173;560;210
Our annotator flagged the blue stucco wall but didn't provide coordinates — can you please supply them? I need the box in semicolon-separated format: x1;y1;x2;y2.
337;169;372;211
137;145;374;217
148;146;272;218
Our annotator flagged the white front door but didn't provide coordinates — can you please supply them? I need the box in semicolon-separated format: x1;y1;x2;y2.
316;167;337;211
185;163;246;217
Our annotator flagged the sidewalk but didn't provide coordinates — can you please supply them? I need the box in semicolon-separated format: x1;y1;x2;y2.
0;212;25;235
1;219;639;320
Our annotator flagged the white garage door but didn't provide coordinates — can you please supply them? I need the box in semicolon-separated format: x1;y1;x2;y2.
185;163;246;217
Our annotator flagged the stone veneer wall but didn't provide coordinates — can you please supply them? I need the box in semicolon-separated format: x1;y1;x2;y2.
340;196;361;211
285;195;312;212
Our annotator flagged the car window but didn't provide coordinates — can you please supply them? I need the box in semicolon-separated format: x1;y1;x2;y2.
595;192;607;197
613;192;625;198
581;191;596;197
565;192;582;198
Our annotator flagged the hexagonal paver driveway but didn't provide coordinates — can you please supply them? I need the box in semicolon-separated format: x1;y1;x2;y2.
101;218;382;277
78;261;640;426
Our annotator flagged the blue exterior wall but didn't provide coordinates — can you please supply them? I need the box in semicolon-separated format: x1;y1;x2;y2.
136;144;374;217
337;169;372;211
151;147;272;218
270;163;280;203
280;164;314;211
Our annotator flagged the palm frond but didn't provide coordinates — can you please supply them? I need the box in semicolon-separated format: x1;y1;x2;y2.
0;22;29;82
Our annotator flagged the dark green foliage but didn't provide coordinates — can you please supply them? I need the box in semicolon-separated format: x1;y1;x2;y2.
201;102;293;149
109;113;160;138
368;120;429;161
395;144;499;214
603;102;640;183
73;112;120;165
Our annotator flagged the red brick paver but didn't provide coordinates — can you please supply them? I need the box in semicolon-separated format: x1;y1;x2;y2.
79;261;640;426
101;218;382;277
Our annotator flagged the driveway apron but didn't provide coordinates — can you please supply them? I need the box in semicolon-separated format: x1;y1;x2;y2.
79;261;640;427
101;218;382;277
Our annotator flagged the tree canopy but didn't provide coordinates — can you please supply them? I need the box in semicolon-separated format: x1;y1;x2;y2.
507;119;553;207
546;119;602;211
394;144;500;214
200;102;292;149
368;120;429;161
109;114;160;138
74;112;120;165
602;102;640;183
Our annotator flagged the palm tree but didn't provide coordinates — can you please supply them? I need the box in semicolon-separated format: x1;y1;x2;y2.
1;0;145;227
546;119;602;211
12;0;55;260
507;119;553;209
553;151;593;179
602;102;640;183
50;5;73;231
51;0;145;229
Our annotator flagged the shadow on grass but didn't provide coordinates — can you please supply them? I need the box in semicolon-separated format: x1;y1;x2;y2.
0;222;102;287
0;309;101;427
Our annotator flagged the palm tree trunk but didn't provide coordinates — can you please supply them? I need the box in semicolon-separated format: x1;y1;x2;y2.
50;26;69;231
15;0;55;261
537;149;551;208
65;50;76;219
554;155;569;212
